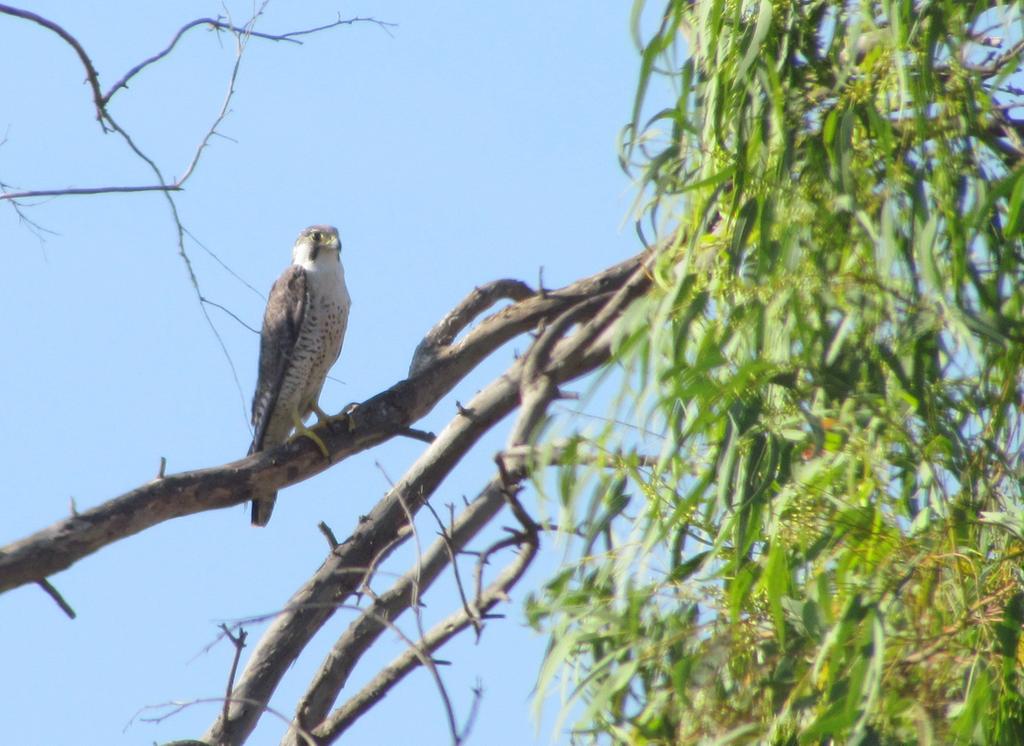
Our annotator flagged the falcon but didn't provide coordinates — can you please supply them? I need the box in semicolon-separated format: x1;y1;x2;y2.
248;225;351;526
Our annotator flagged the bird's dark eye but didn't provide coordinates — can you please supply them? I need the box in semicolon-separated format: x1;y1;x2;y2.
311;230;322;242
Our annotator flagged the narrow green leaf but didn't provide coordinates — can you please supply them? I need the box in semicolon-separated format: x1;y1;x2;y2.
763;540;788;647
738;0;773;78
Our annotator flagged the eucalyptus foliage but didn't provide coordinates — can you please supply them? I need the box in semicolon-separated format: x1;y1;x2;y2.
530;1;1024;742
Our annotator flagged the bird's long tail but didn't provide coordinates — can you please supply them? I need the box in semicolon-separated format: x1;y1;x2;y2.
248;438;278;527
251;490;278;527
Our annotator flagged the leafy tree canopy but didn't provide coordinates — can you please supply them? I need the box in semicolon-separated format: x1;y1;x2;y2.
532;1;1024;743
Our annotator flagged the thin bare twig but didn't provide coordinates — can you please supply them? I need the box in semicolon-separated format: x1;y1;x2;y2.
318;521;339;551
183;226;266;300
219;624;248;727
425;499;481;634
36;578;76;619
361;579;465;746
962;37;1024;76
0;184;182;200
102;15;395;104
125;696;317;746
201;297;261;335
230;601;473;746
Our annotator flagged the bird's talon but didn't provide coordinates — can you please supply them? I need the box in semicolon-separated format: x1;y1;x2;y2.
291;422;331;460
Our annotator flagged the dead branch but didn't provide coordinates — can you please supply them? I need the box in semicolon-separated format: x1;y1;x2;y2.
423;499;481;636
326;601;469;746
316;349;557;742
962;36;1024;76
317;521;340;551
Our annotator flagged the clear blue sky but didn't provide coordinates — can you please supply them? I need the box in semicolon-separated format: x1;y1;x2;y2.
0;2;646;743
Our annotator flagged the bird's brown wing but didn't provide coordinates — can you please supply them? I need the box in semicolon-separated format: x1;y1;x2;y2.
249;265;308;453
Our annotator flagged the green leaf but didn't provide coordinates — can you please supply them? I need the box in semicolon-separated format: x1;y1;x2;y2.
730;197;759;274
737;0;773;78
762;540;789;646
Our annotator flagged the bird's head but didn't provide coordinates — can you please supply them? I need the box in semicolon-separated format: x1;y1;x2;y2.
292;224;342;266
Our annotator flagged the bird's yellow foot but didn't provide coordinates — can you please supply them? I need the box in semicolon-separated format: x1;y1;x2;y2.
290;418;331;460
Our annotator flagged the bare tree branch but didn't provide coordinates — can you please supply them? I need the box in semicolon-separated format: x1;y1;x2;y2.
289;253;657;742
0;184;183;200
290;351;554;744
423;498;482;637
328;598;469;746
205;350;532;744
962;36;1024;76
